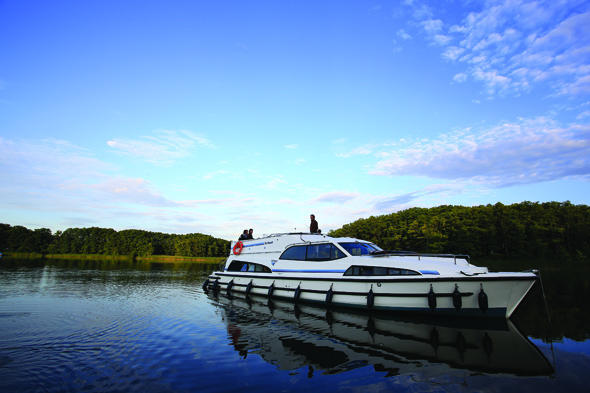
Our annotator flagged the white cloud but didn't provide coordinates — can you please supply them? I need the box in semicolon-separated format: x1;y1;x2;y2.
0;138;178;213
262;176;287;190
472;32;504;51
453;73;468;83
449;24;467;34
203;169;229;180
178;196;250;208
0;137;258;238
107;129;212;165
411;2;433;19
89;177;176;207
433;34;451;45
372;183;463;212
0;137;111;184
371;117;590;186
472;68;511;94
408;1;590;97
331;137;348;144
421;19;443;34
442;46;465;61
2;138;432;240
336;145;375;158
284;144;299;149
313;191;359;204
397;29;412;40
558;74;590;96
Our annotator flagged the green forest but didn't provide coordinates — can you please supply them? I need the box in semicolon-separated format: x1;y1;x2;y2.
329;201;590;260
2;201;589;261
0;225;230;258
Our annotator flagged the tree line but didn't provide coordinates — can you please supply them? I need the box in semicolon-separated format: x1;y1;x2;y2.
3;201;589;260
329;201;590;260
0;225;230;258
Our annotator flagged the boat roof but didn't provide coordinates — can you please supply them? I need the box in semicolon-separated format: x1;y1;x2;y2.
229;232;471;264
230;233;373;256
234;232;372;245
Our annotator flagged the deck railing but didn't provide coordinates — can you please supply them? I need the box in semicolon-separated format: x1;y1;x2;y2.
371;251;470;264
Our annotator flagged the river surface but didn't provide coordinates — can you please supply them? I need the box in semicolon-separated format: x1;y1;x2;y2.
0;259;589;393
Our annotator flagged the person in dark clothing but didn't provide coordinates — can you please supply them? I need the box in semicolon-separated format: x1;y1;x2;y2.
239;230;248;240
310;214;319;233
247;228;254;239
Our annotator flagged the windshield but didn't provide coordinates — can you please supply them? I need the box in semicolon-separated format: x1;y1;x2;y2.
338;242;382;256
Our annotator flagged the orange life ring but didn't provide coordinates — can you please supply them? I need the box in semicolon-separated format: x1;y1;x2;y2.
233;241;244;255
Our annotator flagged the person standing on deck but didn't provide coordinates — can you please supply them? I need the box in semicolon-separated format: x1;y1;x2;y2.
310;214;319;233
239;230;248;240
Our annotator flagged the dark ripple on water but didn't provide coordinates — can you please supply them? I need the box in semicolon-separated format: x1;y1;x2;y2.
0;263;222;393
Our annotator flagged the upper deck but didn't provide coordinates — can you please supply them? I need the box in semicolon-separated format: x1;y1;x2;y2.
227;233;484;276
230;233;366;256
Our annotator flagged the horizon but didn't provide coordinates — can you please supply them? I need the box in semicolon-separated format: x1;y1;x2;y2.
0;200;582;241
1;1;589;240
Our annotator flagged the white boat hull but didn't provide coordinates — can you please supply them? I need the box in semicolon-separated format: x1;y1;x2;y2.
204;271;537;318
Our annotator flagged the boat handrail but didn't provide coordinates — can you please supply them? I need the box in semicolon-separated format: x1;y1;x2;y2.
371;251;470;264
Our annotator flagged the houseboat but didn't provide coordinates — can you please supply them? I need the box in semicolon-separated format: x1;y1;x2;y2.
203;233;538;318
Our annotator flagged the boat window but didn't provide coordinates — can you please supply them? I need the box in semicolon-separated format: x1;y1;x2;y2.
373;266;388;275
227;260;246;271
343;265;420;276
227;260;271;273
306;244;346;261
280;244;346;261
339;242;381;256
279;245;307;260
371;244;383;251
332;245;346;260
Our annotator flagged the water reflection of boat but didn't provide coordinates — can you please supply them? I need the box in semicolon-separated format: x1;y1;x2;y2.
212;293;553;377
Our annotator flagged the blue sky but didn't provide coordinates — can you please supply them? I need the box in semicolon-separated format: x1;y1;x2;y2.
1;0;589;240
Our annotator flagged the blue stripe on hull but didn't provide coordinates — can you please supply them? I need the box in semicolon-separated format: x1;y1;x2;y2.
243;242;266;247
419;270;440;275
272;269;346;273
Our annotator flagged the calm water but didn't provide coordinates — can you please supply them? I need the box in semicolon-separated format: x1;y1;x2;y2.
0;259;589;393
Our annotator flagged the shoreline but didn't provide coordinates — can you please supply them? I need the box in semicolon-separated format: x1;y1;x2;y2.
0;252;225;264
